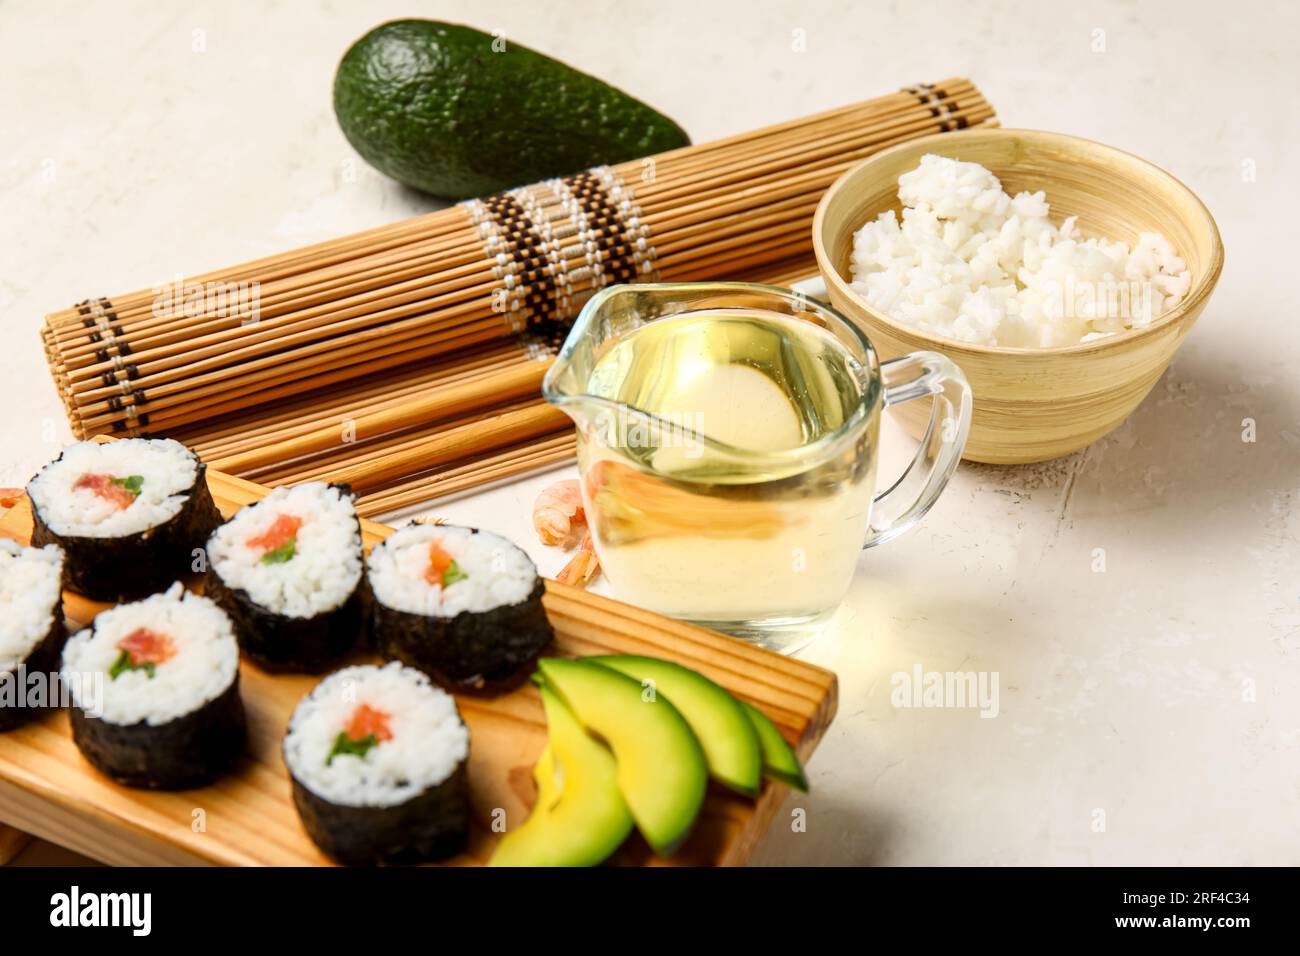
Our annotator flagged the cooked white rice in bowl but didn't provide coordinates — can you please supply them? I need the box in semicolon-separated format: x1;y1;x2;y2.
848;154;1193;348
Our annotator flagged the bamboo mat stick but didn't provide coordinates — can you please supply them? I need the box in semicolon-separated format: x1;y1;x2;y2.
184;368;537;460
659;235;815;281
364;432;577;503
638;77;975;160
249;397;555;485
314;404;572;494
208;362;551;473
43;213;482;333
623;82;972;185
641;103;989;207
358;434;577;517
738;257;820;288
65;269;499;386
98;338;529;439
64;283;501;394
55;244;492;368
186;345;531;455
74;318;507;426
642;96;990;191
53;229;485;358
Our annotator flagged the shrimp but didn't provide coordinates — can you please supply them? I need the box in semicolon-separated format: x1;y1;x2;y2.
556;530;600;588
534;478;601;586
532;479;585;546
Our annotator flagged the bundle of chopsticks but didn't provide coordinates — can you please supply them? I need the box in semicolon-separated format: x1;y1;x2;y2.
41;79;996;516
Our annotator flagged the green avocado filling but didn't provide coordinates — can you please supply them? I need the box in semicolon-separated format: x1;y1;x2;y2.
261;540;297;565
109;650;156;681
327;732;379;765
441;559;468;587
111;475;144;496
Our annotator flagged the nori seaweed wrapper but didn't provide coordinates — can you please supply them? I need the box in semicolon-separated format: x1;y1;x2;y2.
29;455;222;602
0;615;67;732
289;759;469;866
69;676;246;790
205;569;363;674
203;484;364;673
370;576;554;691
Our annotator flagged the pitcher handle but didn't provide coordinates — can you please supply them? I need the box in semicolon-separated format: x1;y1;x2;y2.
863;351;971;549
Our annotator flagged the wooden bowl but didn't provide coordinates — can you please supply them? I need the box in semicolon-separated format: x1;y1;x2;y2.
812;129;1224;464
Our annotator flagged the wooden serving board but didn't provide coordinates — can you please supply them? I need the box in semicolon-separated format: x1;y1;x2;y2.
0;467;837;866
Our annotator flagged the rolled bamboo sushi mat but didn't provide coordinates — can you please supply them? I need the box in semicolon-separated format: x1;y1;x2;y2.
43;80;997;514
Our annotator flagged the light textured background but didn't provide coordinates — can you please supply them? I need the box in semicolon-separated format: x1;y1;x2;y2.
2;0;1297;865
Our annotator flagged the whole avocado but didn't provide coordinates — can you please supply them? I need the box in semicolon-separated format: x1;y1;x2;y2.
333;20;691;199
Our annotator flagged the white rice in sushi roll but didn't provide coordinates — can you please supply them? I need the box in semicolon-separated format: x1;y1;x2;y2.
365;523;552;689
0;540;64;672
284;661;470;864
61;582;245;789
61;582;239;726
367;523;537;617
26;437;221;603
206;483;362;619
284;662;468;808
27;438;201;538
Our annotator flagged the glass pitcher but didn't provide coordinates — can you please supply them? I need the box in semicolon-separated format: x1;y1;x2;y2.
543;282;970;653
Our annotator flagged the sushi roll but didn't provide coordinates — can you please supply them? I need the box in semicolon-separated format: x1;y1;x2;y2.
284;662;470;865
204;483;364;673
367;523;554;690
27;438;222;601
61;583;245;789
0;541;66;731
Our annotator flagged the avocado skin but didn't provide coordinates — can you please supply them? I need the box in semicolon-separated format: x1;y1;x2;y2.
333;20;691;200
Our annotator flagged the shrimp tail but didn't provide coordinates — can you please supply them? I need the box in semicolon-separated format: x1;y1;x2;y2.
555;531;600;588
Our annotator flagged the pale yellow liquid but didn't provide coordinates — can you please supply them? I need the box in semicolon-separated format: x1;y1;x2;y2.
577;309;879;645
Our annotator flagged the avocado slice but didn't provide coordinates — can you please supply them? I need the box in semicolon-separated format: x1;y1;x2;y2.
334;20;691;199
536;657;706;856
529;745;561;811
741;700;809;792
588;655;763;797
489;687;633;866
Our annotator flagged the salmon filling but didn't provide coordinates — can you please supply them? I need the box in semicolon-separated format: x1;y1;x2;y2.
247;514;302;564
74;473;142;511
109;627;176;680
346;704;394;743
327;703;394;765
423;541;467;588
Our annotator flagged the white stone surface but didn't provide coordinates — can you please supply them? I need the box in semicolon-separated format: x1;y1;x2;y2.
1;0;1296;865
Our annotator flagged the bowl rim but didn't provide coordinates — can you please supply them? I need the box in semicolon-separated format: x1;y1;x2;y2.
812;127;1225;357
